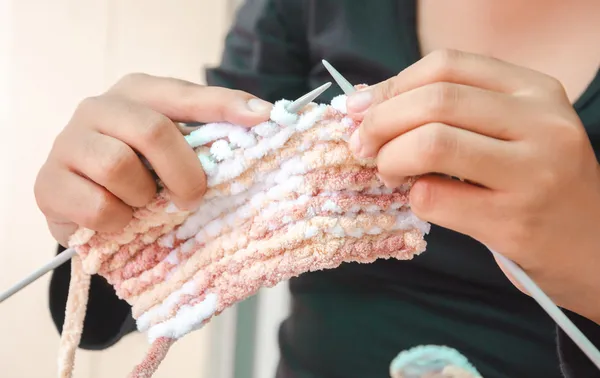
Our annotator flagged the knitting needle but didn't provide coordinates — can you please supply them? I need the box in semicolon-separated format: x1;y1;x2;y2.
286;82;332;113
0;84;334;305
321;60;600;370
0;247;76;304
490;249;600;369
322;60;356;95
179;82;332;150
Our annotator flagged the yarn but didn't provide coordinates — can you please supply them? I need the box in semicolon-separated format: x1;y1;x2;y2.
389;345;482;378
58;94;433;377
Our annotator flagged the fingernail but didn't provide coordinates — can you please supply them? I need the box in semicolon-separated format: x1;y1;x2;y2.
247;98;272;113
347;90;372;113
349;129;362;156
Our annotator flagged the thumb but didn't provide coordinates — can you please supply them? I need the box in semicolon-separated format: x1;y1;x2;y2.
345;77;400;114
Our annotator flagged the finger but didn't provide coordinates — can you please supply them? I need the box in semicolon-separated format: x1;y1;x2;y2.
351;82;544;158
347;49;564;113
58;131;157;208
376;123;519;190
408;174;497;239
107;73;273;127
177;123;201;135
35;163;133;233
47;219;78;248
73;96;207;210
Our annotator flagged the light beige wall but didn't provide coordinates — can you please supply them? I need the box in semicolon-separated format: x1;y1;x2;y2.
0;1;236;377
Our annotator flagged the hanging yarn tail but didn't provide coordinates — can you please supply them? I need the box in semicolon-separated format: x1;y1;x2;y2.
57;254;91;378
128;337;176;378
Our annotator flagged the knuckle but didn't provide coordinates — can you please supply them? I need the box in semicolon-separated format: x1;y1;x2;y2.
98;144;136;183
427;82;459;117
83;191;115;229
73;96;102;119
112;73;148;92
427;48;461;78
375;78;399;102
416;123;451;169
532;168;562;195
139;112;173;146
542;75;567;97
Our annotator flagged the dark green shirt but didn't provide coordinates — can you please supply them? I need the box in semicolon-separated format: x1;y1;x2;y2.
49;1;600;377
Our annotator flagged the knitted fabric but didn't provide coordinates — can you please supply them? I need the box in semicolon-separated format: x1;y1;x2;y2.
58;95;432;378
389;345;482;378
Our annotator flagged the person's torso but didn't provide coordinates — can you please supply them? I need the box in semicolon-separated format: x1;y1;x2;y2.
274;1;600;378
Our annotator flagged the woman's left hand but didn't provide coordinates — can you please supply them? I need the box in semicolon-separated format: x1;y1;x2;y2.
346;49;600;323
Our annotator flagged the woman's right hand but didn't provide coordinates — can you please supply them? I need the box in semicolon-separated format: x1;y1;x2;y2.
34;73;273;247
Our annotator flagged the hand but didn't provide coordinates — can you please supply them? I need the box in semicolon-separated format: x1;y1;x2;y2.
346;49;600;323
35;73;273;247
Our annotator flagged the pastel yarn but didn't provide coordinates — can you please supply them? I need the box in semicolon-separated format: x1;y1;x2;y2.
389;345;482;378
57;95;431;378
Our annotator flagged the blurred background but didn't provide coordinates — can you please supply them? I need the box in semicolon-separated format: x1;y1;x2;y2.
0;0;290;377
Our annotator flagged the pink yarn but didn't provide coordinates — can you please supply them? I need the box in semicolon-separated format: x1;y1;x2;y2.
57;95;431;377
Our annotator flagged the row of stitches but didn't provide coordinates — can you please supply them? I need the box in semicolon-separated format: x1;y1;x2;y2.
79;102;355;274
69;97;351;272
112;171;414;299
98;110;358;274
142;229;423;343
130;210;426;319
103;188;411;287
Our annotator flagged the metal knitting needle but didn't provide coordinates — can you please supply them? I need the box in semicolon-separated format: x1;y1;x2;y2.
322;60;356;95
322;60;600;370
0;84;334;305
285;81;332;113
490;249;600;369
0;247;76;304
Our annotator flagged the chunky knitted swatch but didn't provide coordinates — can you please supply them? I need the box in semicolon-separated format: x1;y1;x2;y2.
389;345;482;378
58;94;432;378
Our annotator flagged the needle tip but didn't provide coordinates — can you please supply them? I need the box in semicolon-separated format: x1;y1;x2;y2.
286;81;332;113
321;60;356;95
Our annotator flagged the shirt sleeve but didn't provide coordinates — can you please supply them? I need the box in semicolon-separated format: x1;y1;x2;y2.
204;0;310;101
557;310;600;377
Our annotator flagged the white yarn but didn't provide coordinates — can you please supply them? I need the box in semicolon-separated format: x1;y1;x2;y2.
146;293;218;343
131;95;432;346
137;280;199;332
330;94;347;114
209;140;234;161
270;99;299;126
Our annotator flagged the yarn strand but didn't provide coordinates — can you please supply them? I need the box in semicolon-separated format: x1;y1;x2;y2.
57;254;91;378
128;337;176;378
